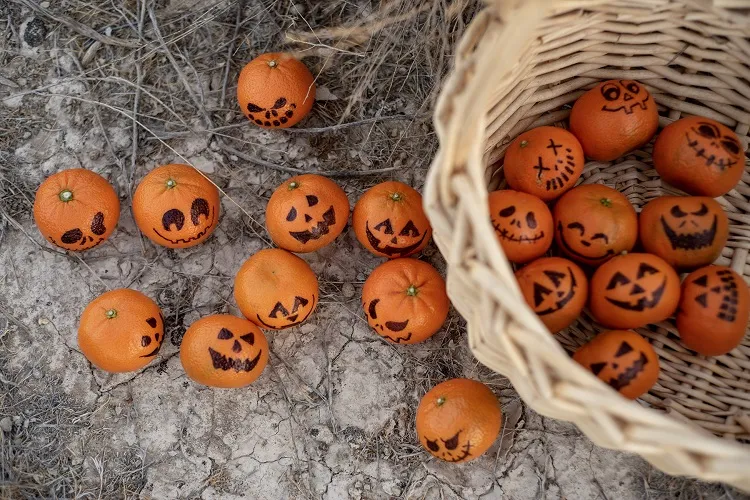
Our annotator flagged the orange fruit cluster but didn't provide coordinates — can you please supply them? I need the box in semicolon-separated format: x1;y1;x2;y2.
495;79;747;400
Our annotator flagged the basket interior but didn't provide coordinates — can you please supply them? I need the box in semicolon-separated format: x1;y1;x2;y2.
479;4;750;441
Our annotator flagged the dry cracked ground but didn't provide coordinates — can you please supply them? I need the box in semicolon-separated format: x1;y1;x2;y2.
0;1;745;499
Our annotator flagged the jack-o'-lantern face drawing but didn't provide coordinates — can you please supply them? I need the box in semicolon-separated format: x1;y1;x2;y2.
208;327;262;372
266;174;350;253
676;265;750;356
600;80;650;115
256;295;316;330
133;164;221;249
353;181;432;258
363;298;412;343
234;248;319;331
33;168;121;252
141;313;165;358
639;196;729;269
503;126;585;201
553;184;638;266
180;315;269;388
589;253;680;330
687;120;742;171
237;53;315;129
515;257;588;334
573;330;660;399
488;190;553;264
416;379;502;463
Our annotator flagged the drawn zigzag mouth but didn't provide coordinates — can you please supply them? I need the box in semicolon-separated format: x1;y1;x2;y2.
660;215;717;250
365;222;427;256
602;95;650;115
686;132;738;171
208;347;262;372
608;352;648;390
606;278;666;311
153;210;215;245
492;222;545;243
289;206;336;244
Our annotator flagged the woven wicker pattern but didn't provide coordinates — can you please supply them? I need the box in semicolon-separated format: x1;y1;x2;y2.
425;0;750;490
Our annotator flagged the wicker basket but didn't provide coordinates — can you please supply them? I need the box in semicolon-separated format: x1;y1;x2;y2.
424;0;750;490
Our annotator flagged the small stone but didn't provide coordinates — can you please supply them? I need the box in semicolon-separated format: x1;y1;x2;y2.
342;282;355;299
40;1;50;7
23;131;31;139
38;318;49;325
0;417;12;433
23;18;47;47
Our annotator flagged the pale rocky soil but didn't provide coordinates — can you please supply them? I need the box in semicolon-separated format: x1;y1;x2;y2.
0;1;745;499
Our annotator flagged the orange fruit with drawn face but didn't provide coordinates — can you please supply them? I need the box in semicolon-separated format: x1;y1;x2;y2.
133;164;221;249
352;181;432;258
488;190;553;264
361;258;449;344
639;196;728;270
515;257;588;334
416;378;502;463
589;253;680;330
237;53;315;128
266;174;350;253
503;126;585;201
653;116;744;197
78;289;165;373
180;314;269;388
234;248;319;330
553;184;637;267
33;168;120;251
569;79;659;161
573;330;660;400
676;265;750;356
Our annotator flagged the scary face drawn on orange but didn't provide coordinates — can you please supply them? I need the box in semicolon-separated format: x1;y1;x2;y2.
488;190;553;264
573;330;660;399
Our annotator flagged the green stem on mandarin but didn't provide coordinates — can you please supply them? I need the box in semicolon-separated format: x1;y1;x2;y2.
59;189;73;202
288;181;299;190
436;396;446;406
520;140;529;148
105;309;117;319
390;192;403;202
407;285;418;296
600;198;612;208
165;179;177;189
268;60;278;68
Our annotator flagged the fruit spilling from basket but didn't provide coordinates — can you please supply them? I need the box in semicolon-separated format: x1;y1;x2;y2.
497;79;748;400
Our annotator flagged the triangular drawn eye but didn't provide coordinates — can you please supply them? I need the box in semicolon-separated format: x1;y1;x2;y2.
691;204;708;216
291;296;309;314
615;341;634;357
542;270;566;288
217;328;233;340
670;205;687;218
606;272;630;290
306;195;319;207
443;432;460;450
692;275;709;288
374;219;394;235
590;362;607;375
269;302;290;318
399;220;420;237
240;332;255;345
533;282;553;307
426;439;440;452
247;103;264;113
637;263;659;279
